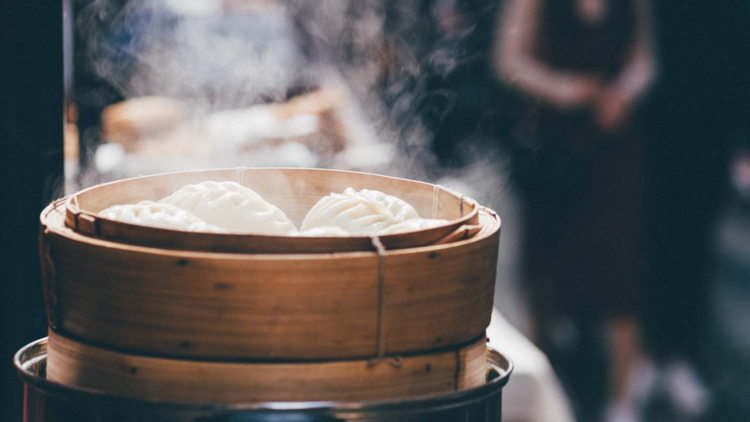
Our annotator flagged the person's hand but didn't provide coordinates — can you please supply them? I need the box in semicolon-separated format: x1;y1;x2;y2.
596;86;633;133
731;152;750;200
546;76;602;109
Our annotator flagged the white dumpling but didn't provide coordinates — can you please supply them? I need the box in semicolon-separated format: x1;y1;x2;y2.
301;188;420;235
291;226;351;237
186;221;229;234
159;181;296;234
377;218;449;235
98;201;227;233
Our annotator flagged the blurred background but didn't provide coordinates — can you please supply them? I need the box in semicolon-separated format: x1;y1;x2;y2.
3;0;750;421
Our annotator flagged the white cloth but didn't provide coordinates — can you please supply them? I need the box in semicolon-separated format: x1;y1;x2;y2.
488;309;576;422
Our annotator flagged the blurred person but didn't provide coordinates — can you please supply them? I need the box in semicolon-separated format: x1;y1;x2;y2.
496;0;656;420
732;150;750;207
641;1;750;419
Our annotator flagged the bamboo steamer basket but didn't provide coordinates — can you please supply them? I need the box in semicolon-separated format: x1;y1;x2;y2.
45;330;488;403
16;337;513;422
39;193;501;360
64;168;481;253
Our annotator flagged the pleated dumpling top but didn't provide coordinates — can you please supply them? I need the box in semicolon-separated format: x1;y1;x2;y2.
300;188;421;235
160;181;296;235
98;201;227;233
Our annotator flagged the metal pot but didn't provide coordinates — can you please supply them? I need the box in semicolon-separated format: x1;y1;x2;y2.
15;337;512;422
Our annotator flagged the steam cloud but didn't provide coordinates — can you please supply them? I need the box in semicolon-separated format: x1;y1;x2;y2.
77;0;304;111
73;0;511;207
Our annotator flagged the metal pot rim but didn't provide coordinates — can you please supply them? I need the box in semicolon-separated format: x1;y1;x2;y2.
15;337;512;414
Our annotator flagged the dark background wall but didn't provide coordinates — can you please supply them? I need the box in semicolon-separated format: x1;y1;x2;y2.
0;0;65;420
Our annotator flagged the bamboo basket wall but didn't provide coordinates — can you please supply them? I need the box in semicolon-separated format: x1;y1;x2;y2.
40;196;501;360
46;330;488;403
64;168;481;253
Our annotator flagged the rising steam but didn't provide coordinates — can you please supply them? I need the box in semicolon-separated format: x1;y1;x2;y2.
73;0;511;206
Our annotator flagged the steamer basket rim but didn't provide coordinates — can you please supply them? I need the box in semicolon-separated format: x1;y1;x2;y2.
42;200;501;260
63;167;481;244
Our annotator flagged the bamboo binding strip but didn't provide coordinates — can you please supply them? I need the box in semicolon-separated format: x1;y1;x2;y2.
40;201;501;361
46;330;489;403
64;168;481;254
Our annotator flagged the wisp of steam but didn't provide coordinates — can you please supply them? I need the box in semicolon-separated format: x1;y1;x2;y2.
71;0;510;209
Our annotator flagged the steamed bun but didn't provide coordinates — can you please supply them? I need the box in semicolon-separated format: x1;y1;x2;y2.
292;226;351;237
300;188;420;235
98;201;227;233
377;218;449;235
160;181;296;234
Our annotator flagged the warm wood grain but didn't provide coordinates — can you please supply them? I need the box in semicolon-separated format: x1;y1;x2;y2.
40;201;501;360
64;168;480;253
46;330;488;403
